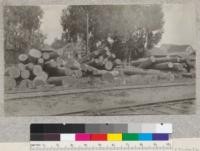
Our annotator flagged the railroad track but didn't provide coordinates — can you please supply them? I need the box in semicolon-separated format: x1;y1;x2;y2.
5;82;195;116
53;99;195;116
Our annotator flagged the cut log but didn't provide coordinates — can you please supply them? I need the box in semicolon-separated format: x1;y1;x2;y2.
18;63;26;71
21;69;30;79
38;58;44;65
45;59;57;69
33;75;47;88
56;57;65;67
7;66;21;79
26;62;34;71
138;56;155;69
49;51;59;59
123;66;161;76
114;59;122;66
5;76;16;91
105;61;113;70
152;62;174;70
18;79;33;90
42;52;50;60
33;65;43;76
33;78;46;88
18;54;29;63
66;59;80;70
154;57;185;64
182;72;194;78
131;58;149;66
29;48;42;59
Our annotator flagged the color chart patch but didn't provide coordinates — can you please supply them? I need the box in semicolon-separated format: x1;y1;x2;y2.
30;123;172;141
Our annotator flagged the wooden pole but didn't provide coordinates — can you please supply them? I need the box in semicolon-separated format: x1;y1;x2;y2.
86;13;89;55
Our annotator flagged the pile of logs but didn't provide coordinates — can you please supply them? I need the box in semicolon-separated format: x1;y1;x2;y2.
127;55;195;78
4;46;195;91
85;47;122;71
5;48;83;91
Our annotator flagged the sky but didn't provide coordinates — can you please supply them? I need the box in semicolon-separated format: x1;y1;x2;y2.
40;3;197;49
40;5;67;45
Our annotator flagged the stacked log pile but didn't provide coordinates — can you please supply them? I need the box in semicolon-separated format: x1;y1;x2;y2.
5;46;195;92
84;47;122;71
5;48;83;91
127;55;195;78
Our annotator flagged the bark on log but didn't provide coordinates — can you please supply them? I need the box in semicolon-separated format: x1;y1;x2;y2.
152;62;174;70
138;56;156;69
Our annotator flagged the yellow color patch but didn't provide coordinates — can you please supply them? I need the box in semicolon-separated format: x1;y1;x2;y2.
107;133;122;141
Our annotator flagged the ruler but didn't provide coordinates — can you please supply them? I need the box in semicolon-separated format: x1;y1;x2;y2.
30;141;172;151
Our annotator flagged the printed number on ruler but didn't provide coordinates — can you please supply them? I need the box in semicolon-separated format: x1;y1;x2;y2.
30;141;172;151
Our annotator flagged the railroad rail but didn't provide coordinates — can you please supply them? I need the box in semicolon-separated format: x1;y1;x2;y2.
4;82;195;116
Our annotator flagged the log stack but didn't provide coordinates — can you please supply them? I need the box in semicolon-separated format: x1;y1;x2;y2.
4;48;83;91
86;47;122;71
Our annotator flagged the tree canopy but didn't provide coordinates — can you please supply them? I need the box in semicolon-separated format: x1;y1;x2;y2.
60;5;164;60
4;6;46;52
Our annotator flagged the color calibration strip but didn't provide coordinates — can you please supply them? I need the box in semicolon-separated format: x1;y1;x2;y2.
30;123;171;141
31;133;169;141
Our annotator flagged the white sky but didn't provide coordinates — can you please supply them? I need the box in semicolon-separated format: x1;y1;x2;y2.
158;3;197;49
40;5;67;45
40;3;197;49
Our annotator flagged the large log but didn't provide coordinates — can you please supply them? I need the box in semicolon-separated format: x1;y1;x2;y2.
56;57;65;67
154;57;185;64
6;66;21;79
5;76;16;91
38;58;44;65
26;62;34;71
18;54;29;64
152;62;174;70
138;56;156;69
44;59;57;69
42;52;50;60
18;79;33;90
18;63;26;71
33;65;43;76
123;66;162;76
32;72;48;88
20;69;30;79
29;48;42;59
105;60;113;71
66;59;80;70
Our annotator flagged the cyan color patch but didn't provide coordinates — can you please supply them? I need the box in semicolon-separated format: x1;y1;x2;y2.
138;133;152;141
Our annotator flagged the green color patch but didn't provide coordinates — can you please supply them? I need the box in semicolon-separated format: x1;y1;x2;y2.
122;133;139;141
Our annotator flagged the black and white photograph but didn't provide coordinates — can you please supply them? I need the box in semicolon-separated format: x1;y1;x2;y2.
4;3;196;116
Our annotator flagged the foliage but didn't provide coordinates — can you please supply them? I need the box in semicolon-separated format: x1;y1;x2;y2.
4;6;46;53
60;5;164;60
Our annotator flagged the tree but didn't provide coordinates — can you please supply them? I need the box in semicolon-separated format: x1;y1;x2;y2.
4;6;46;52
60;5;164;60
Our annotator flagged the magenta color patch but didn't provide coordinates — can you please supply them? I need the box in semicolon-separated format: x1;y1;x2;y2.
75;133;91;141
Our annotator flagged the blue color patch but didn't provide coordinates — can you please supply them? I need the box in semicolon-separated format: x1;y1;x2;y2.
138;133;153;141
